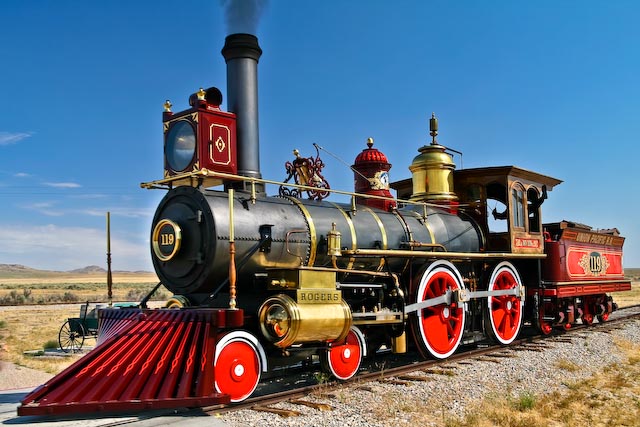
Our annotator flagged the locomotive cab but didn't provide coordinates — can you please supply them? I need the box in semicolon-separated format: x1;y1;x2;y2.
454;166;562;254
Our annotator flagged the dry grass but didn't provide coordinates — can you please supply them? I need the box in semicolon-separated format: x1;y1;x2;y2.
0;272;158;286
443;340;640;427
0;272;163;304
555;358;580;372
0;271;166;373
613;280;640;308
0;305;81;373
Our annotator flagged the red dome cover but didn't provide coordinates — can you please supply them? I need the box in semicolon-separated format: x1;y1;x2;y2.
353;139;389;165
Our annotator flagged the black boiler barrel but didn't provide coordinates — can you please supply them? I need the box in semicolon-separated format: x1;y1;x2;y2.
151;187;482;296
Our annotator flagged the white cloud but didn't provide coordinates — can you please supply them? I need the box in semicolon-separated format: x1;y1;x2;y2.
0;224;153;271
69;194;108;200
81;207;155;219
0;132;32;146
44;182;82;189
21;201;65;217
13;172;32;178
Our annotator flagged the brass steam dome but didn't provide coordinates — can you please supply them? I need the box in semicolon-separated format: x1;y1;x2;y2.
409;113;458;202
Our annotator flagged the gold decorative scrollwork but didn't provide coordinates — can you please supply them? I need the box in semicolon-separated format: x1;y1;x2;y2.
578;252;610;277
279;145;330;201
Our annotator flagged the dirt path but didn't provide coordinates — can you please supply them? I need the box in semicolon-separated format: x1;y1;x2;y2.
0;361;53;390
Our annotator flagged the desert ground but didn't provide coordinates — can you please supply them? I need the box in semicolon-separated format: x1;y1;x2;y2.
0;266;639;388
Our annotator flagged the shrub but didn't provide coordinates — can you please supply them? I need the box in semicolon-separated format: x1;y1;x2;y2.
513;391;537;411
61;292;79;302
0;289;35;305
43;340;59;349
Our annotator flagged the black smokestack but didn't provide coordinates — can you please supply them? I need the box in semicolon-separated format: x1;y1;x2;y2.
222;33;263;183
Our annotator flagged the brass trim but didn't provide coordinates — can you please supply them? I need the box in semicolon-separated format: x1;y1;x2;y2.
286;265;394;278
341;248;546;260
165;295;191;308
392;209;414;246
423;215;436;244
209;123;232;166
163;113;198;129
152;219;182;262
361;206;387;271
285;197;317;266
361;207;387;249
141;169;468;212
328;202;356;269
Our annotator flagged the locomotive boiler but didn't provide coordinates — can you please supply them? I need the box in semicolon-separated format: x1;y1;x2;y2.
18;32;632;416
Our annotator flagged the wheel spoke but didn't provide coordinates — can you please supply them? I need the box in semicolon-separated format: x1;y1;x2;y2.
486;263;523;345
424;312;451;352
414;262;466;359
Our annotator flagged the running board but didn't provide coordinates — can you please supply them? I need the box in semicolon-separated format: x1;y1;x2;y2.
18;308;244;416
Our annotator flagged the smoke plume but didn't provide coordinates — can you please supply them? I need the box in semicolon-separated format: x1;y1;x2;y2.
221;0;268;35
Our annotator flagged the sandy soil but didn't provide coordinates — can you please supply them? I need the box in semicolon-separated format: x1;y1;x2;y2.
0;361;54;390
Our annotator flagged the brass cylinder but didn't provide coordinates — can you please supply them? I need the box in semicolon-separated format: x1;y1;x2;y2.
392;332;407;354
258;294;352;348
409;143;458;202
327;222;342;257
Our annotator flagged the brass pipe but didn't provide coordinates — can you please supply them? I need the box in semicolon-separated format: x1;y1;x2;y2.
404;241;447;251
228;189;237;309
341;248;546;260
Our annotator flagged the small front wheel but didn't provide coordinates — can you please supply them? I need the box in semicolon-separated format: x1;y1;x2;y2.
214;331;265;402
321;327;366;380
58;320;85;353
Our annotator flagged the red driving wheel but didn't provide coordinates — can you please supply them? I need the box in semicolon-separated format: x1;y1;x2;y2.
486;262;523;345
413;261;466;359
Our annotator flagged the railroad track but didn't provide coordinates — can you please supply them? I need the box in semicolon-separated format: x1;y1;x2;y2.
3;304;638;426
206;303;640;419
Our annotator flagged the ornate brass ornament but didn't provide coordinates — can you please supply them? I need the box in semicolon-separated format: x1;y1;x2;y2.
578;252;610;277
152;219;182;261
279;145;330;201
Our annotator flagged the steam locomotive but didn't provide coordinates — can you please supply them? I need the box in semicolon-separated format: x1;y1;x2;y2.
18;33;631;416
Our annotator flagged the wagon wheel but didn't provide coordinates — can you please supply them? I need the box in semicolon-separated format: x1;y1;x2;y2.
597;313;609;323
411;261;466;359
58;320;85;353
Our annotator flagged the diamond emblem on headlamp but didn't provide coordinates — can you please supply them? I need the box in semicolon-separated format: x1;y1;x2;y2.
215;136;226;152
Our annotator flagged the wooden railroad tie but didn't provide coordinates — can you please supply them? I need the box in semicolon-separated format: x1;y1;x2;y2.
290;400;333;411
252;405;302;417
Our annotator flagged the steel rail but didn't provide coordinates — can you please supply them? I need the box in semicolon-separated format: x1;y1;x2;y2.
204;304;640;417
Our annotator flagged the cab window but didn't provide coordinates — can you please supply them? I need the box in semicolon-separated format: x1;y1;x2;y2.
527;188;541;232
511;185;525;229
487;182;508;233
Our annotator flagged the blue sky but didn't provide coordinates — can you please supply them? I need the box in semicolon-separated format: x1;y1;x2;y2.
1;1;638;271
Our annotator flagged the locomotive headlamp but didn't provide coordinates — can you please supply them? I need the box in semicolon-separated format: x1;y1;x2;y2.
165;120;196;172
162;85;237;185
259;295;299;347
262;301;292;339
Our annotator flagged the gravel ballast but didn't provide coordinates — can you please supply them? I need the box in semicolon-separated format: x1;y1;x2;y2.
219;319;640;427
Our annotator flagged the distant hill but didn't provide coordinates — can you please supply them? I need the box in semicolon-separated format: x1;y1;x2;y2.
68;265;106;274
0;264;153;279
